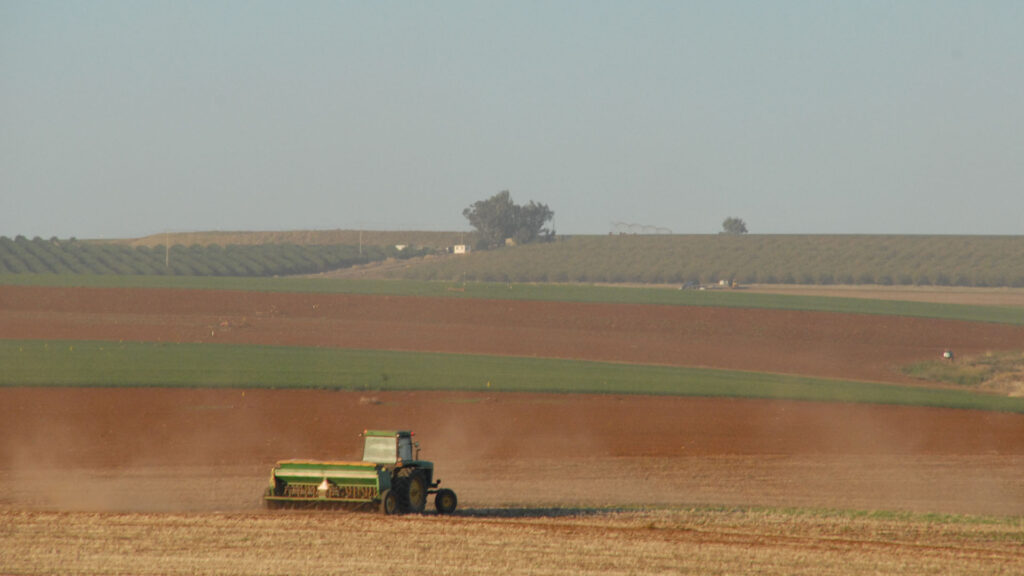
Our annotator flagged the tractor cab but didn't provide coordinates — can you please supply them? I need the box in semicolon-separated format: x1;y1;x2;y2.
362;429;418;466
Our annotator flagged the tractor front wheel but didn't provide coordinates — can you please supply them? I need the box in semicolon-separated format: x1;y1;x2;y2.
434;488;457;515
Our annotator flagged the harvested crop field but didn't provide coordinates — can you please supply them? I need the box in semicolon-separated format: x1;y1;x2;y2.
5;507;1022;576
2;285;1023;574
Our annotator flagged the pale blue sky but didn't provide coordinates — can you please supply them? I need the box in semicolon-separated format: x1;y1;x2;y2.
3;1;1022;238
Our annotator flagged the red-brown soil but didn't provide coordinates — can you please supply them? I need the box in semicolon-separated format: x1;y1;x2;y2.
1;285;1023;517
2;388;1022;516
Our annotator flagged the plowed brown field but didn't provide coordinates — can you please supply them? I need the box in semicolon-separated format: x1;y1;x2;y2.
5;285;1024;383
2;285;1023;575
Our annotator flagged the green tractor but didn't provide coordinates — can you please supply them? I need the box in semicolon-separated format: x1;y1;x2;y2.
263;429;458;515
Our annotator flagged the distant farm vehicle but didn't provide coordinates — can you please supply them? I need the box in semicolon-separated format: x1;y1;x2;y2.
263;430;457;515
683;279;742;290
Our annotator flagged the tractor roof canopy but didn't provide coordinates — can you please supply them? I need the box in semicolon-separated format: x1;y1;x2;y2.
363;429;412;438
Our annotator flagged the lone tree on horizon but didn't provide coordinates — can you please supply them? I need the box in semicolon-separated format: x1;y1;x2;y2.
463;191;555;248
720;217;748;235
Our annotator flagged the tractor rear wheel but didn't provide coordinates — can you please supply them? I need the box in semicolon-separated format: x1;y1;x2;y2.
380;489;398;515
434;488;457;515
395;469;427;513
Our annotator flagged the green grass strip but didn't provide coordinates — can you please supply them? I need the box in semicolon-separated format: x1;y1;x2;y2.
3;339;1022;413
2;273;1023;325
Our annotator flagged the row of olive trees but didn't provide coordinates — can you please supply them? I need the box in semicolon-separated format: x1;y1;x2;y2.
391;234;1024;288
0;236;418;276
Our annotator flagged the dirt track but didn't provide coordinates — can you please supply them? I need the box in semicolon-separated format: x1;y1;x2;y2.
745;284;1024;307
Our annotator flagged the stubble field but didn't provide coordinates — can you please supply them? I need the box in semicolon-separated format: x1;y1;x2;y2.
1;284;1023;575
